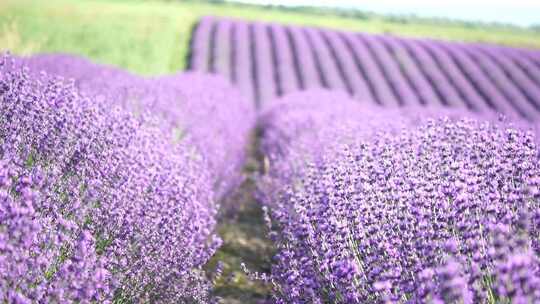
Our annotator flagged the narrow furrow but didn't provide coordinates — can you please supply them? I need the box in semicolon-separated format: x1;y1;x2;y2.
302;27;330;89
459;43;539;120
318;29;355;95
253;22;277;104
506;50;540;87
208;135;273;304
267;24;284;97
347;33;399;106
287;26;321;89
414;39;471;109
435;41;523;119
208;21;219;73
234;21;255;103
380;35;429;106
283;26;305;90
229;22;238;83
338;32;382;105
417;40;491;112
387;36;444;107
478;45;540;111
248;23;261;107
213;19;232;79
189;16;214;72
357;34;404;106
323;29;374;102
365;34;421;106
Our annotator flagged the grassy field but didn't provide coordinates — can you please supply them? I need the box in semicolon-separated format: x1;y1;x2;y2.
1;0;540;75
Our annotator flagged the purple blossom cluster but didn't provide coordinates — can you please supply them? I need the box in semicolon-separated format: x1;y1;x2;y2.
0;54;253;302
258;90;540;303
15;53;254;198
189;16;540;120
0;160;110;303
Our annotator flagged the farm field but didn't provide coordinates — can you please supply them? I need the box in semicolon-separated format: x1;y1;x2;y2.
0;0;539;75
189;16;540;118
2;0;540;303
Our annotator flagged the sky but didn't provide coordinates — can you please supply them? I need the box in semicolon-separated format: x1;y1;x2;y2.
231;0;540;27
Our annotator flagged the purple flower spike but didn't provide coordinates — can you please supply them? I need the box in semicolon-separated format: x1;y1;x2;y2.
258;90;540;303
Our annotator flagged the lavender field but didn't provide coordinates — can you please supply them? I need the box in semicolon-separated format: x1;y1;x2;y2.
189;16;540;122
3;12;540;304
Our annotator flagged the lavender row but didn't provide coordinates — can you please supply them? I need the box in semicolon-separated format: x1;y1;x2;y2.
188;16;214;72
343;32;398;106
412;39;481;110
0;54;254;302
502;48;540;87
254;22;277;105
235;21;256;105
212;19;232;78
256;90;540;303
457;43;539;120
188;16;540;119
286;26;320;90
323;30;373;102
17;54;254;198
269;24;299;95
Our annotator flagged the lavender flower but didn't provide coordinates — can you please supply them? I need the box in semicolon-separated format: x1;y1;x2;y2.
1;53;253;302
16;53;254;198
258;91;540;303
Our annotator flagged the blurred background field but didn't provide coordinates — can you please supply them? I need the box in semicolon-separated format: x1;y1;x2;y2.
1;0;539;75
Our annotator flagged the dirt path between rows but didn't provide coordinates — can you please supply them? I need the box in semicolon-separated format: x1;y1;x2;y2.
208;133;274;303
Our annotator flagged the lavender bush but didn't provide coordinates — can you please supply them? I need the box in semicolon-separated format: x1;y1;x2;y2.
257;90;540;303
0;53;253;302
16;53;254;198
0;159;111;303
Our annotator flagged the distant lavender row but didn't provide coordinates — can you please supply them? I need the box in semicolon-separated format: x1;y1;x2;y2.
0;54;253;302
188;16;540;119
257;91;540;303
17;54;255;198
